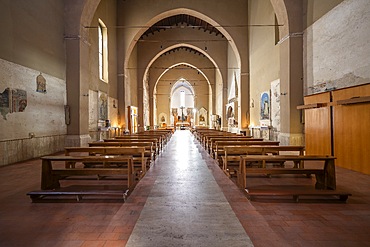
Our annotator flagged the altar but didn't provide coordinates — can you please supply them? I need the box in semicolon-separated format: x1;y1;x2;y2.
176;121;190;130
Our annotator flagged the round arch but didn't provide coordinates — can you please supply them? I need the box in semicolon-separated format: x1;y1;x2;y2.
124;8;241;75
143;43;220;127
65;0;300;143
152;63;212;127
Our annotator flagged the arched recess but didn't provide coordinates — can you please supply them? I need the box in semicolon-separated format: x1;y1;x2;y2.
153;63;212;128
124;9;241;130
67;0;301;144
269;0;304;145
64;0;102;146
142;43;222;128
124;8;241;69
169;79;195;126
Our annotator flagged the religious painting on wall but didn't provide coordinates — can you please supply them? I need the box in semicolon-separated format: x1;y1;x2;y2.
36;73;46;93
0;88;27;120
198;107;208;126
271;79;280;132
98;91;108;120
260;91;270;120
226;102;236;127
12;89;27;112
0;88;10;120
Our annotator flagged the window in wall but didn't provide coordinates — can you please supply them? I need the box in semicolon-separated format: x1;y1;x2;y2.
98;19;108;82
274;15;280;45
180;90;185;107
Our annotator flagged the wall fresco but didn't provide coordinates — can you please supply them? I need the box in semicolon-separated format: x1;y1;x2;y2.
0;88;27;120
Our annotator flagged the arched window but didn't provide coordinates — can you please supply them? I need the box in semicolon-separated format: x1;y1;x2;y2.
98;19;108;82
180;90;185;107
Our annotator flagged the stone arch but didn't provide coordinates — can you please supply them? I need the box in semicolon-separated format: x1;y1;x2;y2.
123;9;239;128
170;78;195;97
153;62;211;127
144;42;221;127
269;0;304;145
125;8;241;70
66;0;300;143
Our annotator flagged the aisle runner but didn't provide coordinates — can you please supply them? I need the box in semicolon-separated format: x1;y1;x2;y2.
126;130;253;247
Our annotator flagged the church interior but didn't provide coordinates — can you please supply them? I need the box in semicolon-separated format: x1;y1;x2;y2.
0;0;370;246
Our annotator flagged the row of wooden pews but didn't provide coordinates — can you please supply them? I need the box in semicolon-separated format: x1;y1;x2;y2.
192;128;351;202
27;129;172;202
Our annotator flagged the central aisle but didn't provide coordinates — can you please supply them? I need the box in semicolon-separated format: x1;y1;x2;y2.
126;130;253;246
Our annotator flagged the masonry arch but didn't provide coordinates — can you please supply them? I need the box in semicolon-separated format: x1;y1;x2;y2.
63;0;301;145
141;42;222;127
124;8;241;71
153;63;212;128
123;9;240;129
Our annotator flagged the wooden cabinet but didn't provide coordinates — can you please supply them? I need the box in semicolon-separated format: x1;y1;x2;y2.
300;84;370;175
303;92;332;156
332;85;370;174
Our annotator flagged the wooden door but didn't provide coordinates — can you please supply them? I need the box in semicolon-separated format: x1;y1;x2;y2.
332;84;370;174
303;92;332;155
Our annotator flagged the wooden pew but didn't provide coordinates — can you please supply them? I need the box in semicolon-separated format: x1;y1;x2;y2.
192;129;224;142
207;136;262;154
139;129;173;142
237;155;351;202
208;137;263;156
205;136;255;153
64;146;148;178
27;155;135;202
105;137;160;154
114;135;163;150
88;141;155;162
137;131;171;145
222;145;305;176
201;132;239;147
131;133;168;146
214;141;280;162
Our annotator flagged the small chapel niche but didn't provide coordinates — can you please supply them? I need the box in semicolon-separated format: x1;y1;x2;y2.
36;73;46;93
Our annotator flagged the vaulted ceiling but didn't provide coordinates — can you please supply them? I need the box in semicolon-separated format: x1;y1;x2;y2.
141;14;224;38
159;47;206;57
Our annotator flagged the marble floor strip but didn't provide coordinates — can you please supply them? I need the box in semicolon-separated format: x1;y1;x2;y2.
126;130;253;246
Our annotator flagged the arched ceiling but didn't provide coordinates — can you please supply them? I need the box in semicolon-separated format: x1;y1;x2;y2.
159;47;206;58
141;14;225;39
171;79;195;96
153;63;211;94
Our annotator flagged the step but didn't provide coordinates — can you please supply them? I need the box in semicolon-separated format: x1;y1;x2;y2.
245;186;351;202
27;188;129;202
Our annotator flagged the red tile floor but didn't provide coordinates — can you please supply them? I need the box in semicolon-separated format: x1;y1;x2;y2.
0;132;370;247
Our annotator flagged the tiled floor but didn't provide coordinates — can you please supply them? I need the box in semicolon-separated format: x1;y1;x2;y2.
0;130;370;247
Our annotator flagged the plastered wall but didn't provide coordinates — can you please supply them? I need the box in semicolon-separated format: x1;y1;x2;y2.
304;0;344;28
155;64;211;126
304;0;370;95
0;0;66;80
0;59;66;166
248;0;280;128
88;0;119;134
0;1;66;166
